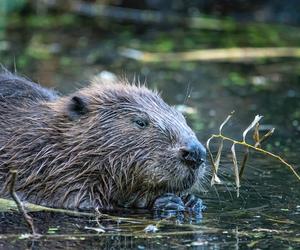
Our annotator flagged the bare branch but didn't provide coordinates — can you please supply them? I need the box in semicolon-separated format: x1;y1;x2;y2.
206;113;299;198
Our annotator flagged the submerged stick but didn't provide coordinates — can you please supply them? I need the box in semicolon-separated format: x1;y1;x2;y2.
120;47;300;63
8;170;37;235
1;197;207;231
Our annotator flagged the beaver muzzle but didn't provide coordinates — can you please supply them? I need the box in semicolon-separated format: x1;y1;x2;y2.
178;139;206;170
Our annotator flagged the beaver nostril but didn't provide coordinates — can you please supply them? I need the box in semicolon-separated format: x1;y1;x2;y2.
179;141;206;169
180;148;190;159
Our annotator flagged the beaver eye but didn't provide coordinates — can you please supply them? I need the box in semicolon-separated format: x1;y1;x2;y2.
133;118;149;129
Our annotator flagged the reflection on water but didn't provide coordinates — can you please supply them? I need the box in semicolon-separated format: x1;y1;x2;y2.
0;7;299;249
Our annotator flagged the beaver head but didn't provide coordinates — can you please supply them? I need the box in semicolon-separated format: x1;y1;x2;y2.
1;77;206;210
49;79;206;208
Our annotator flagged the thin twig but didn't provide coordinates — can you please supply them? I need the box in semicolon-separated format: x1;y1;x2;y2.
209;134;300;181
8;170;37;236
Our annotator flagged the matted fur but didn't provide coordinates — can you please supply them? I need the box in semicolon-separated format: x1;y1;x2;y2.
0;72;206;210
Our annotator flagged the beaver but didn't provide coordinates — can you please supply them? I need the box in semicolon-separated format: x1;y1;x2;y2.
0;70;206;211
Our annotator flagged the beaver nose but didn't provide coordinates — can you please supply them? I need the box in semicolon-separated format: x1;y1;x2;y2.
179;141;206;169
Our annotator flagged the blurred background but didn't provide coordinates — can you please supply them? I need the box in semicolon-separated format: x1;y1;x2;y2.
1;1;300;249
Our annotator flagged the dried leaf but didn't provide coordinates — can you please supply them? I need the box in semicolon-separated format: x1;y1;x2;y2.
219;111;234;134
253;122;260;148
242;115;263;143
206;136;217;173
211;173;222;185
231;143;240;197
206;136;223;185
259;128;275;145
214;139;223;172
239;147;249;179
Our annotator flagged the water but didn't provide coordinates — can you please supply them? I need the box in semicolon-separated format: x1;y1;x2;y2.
0;9;299;249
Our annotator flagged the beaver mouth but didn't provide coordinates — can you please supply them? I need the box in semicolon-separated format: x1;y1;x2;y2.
161;166;199;193
148;172;195;194
143;160;205;194
168;161;208;192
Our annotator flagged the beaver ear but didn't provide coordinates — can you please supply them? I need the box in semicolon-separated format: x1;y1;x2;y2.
68;96;89;120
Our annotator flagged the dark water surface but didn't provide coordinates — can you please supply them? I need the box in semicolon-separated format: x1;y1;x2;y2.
0;10;300;249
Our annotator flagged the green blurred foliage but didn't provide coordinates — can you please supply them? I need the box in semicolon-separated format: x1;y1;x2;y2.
0;0;26;14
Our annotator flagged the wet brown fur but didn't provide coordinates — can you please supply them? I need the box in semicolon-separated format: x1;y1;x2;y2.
0;72;206;210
